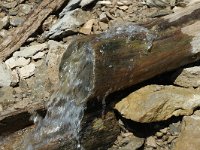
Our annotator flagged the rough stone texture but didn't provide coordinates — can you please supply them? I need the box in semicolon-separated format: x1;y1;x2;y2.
18;63;36;79
46;40;67;85
44;8;91;38
0;87;15;110
0;16;9;30
10;16;25;26
79;19;95;35
32;52;45;59
115;85;200;123
173;66;200;88
174;114;200;150
13;43;47;58
0;63;12;87
5;57;30;69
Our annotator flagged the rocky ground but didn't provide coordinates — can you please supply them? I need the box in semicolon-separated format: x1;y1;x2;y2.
0;0;200;150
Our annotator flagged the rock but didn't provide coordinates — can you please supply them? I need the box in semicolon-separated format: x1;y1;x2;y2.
44;9;91;39
169;122;181;135
97;1;112;5
0;104;3;112
115;85;200;123
11;69;19;86
46;40;66;85
156;132;163;138
146;136;157;148
0;63;12;87
120;135;144;150
174;114;200;150
160;128;168;134
118;6;129;10
10;16;25;26
1;1;18;9
18;4;33;15
18;63;36;79
79;19;95;35
42;15;57;31
32;52;45;59
0;16;9;30
99;12;109;23
173;66;200;88
5;57;30;69
0;29;9;39
0;86;15;109
99;21;108;31
13;43;47;58
142;0;176;7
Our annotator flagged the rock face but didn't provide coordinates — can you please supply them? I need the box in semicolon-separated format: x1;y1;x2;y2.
173;66;200;88
115;85;200;123
174;113;200;150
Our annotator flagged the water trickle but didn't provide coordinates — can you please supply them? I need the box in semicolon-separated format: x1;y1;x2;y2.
23;23;156;150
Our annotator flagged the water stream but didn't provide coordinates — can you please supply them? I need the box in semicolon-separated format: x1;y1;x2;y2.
23;24;155;150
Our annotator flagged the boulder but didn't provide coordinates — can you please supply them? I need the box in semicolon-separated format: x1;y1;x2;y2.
115;85;200;123
173;66;200;88
174;114;200;150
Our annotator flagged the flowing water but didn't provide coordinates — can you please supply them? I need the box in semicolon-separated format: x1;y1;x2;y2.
23;24;156;150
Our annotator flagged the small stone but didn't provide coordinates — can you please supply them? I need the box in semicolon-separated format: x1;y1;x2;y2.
32;52;45;59
79;19;95;35
0;16;9;30
10;16;25;26
19;4;33;15
1;1;18;9
156;132;163;138
99;12;109;23
169;122;181;135
42;15;57;31
18;63;36;79
118;6;129;10
0;29;9;38
99;21;108;31
97;1;112;5
0;63;12;87
146;136;157;148
5;57;30;69
11;69;19;86
160;128;168;134
13;43;47;58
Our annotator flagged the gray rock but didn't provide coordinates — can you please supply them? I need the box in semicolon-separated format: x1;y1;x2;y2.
5;57;30;69
174;66;200;88
13;43;47;58
10;16;25;26
0;1;18;9
11;69;19;86
19;4;33;15
32;52;45;59
174;114;200;150
99;12;109;23
0;63;12;87
18;63;36;79
44;9;91;38
115;85;200;123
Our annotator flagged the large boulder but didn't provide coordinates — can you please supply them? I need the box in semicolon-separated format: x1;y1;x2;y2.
115;85;200;123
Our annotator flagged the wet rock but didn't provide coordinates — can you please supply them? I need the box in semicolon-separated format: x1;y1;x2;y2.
173;66;200;88
115;85;200;123
79;19;95;35
174;114;200;150
10;16;25;26
0;63;12;87
45;9;91;38
13;43;47;58
18;63;36;79
0;16;9;30
5;57;30;69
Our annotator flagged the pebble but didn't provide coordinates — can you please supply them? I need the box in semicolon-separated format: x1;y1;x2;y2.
1;1;18;9
99;12;109;23
97;1;112;5
79;19;95;35
11;69;19;86
99;21;108;30
0;63;12;87
160;128;168;134
156;132;163;138
19;4;33;15
146;136;157;148
32;52;45;59
10;16;25;26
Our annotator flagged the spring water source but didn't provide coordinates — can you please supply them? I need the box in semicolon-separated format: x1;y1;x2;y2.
24;24;155;150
